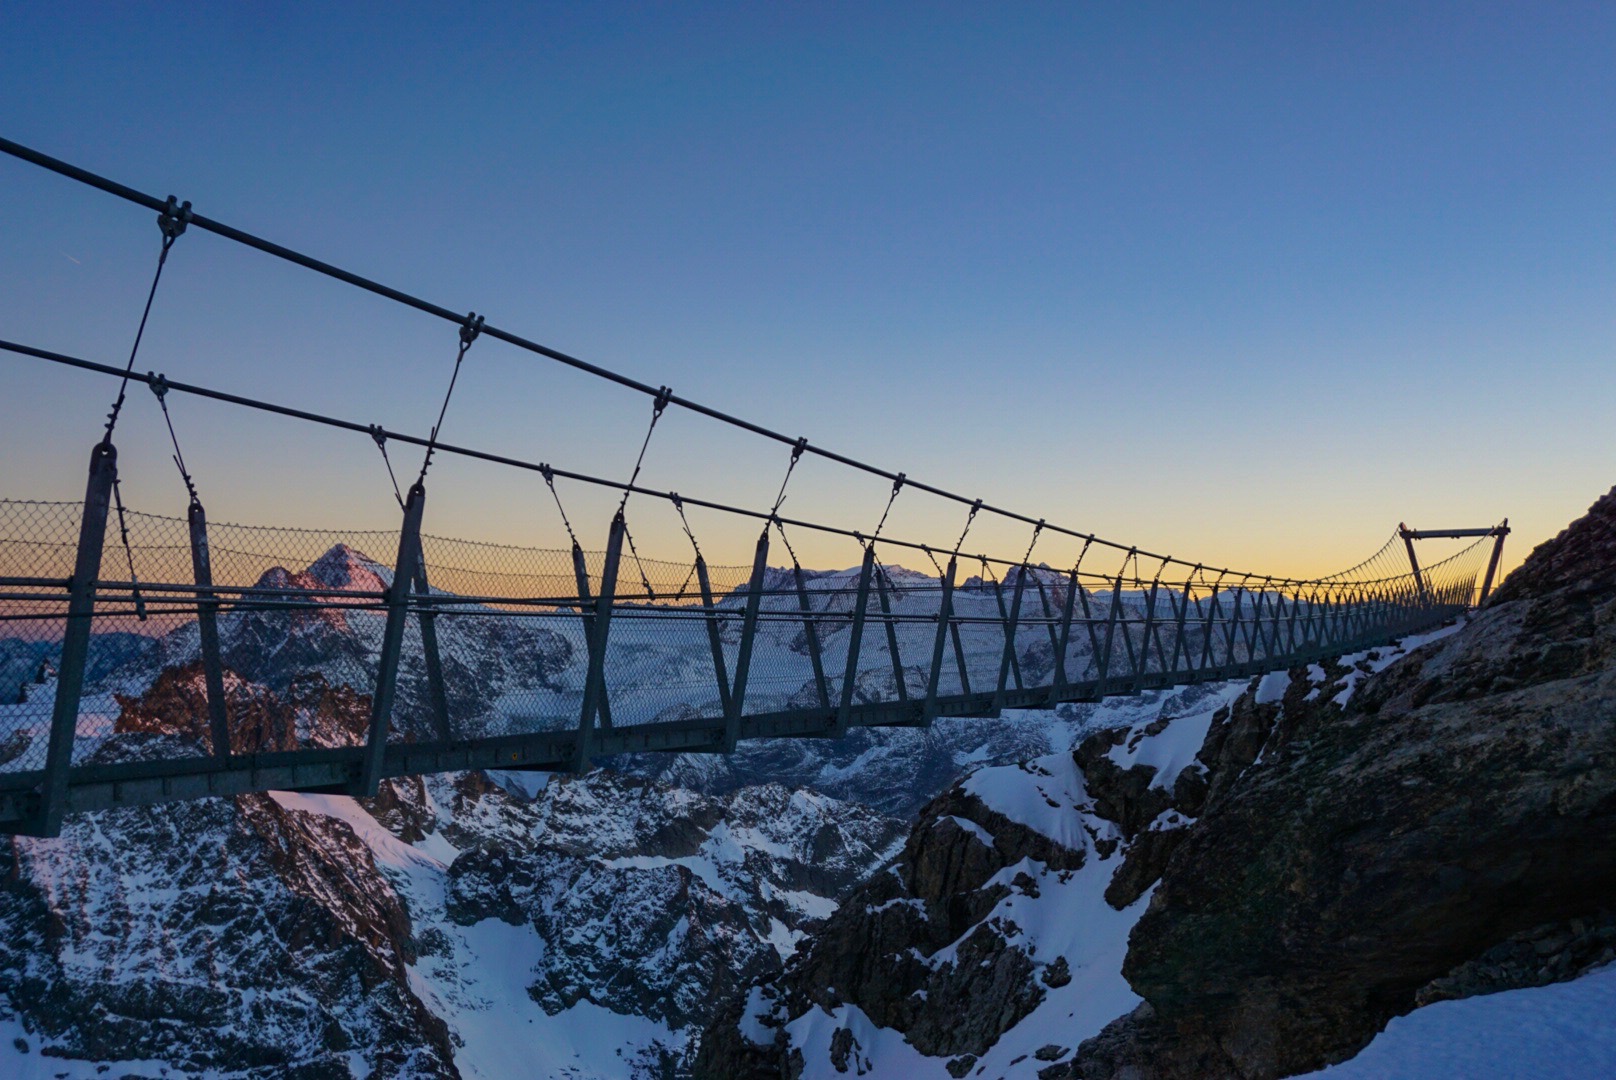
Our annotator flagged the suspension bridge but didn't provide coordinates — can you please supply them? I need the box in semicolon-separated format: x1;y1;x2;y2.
0;137;1508;837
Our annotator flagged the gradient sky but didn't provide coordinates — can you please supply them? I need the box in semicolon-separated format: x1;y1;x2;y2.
2;2;1612;579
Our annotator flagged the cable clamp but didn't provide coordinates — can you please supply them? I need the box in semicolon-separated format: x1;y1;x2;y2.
891;472;906;496
368;423;388;448
460;312;484;346
653;385;673;415
539;463;554;483
147;372;169;402
791;436;807;461
669;491;683;511
157;195;192;241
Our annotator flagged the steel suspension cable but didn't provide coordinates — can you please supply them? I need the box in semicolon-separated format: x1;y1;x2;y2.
416;313;483;487
147;373;200;506
3;336;1438;590
102;196;189;444
0;134;1431;586
539;464;580;549
368;425;406;508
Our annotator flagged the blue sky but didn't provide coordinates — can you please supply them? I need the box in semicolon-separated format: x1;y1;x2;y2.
1;2;1612;576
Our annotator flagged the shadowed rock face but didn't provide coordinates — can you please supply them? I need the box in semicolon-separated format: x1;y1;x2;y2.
0;790;458;1078
1070;486;1616;1078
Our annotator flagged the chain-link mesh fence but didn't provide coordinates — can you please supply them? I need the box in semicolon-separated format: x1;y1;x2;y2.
0;495;1492;788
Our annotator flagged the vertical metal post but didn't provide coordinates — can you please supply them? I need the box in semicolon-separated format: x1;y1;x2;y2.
993;566;1029;710
922;556;957;724
187;500;231;758
873;562;908;704
695;555;733;721
725;529;770;752
834;546;876;737
410;535;452;744
1165;574;1195;678
36;441;117;836
1244;588;1268;663
1283;586;1302;655
1050;569;1078;703
792;564;831;710
571;543;613;728
1095;571;1125;693
950;618;971;696
1324;585;1347;650
1223;582;1247;676
1034;575;1060;666
1478;522;1509;605
572;512;625;773
1131;577;1161;692
1074;575;1105;683
1113;561;1140;681
1400;524;1428;601
357;482;425;797
1197;584;1224;677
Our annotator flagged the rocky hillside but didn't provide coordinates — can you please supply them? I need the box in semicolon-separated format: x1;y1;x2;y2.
0;740;905;1077
1073;485;1616;1078
700;487;1616;1079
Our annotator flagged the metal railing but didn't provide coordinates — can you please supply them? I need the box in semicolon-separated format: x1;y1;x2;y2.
0;493;1491;835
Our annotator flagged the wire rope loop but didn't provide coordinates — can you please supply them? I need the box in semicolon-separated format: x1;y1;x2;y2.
617;386;675;516
110;474;146;621
102;196;192;443
539;464;581;548
1070;536;1094;578
416;312;483;487
368;424;405;508
621;519;657;602
768;437;810;517
146;371;201;505
870;472;906;541
1020;518;1046;567
669;492;704;559
953;499;983;556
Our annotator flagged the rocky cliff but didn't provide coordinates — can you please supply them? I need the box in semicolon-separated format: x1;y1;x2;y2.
1072;485;1616;1078
699;487;1616;1078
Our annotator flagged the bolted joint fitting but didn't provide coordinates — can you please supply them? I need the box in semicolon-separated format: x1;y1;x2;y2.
157;195;192;242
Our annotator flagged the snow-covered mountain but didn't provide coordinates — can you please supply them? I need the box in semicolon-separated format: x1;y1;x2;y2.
700;485;1616;1079
0;545;1155;1077
0;753;906;1078
10;495;1608;1080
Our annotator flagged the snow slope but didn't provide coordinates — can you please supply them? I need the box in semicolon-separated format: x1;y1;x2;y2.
1308;963;1616;1079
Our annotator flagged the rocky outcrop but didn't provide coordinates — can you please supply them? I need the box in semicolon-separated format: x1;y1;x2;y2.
0;787;457;1077
438;771;906;1033
113;660;370;752
1068;486;1616;1078
694;680;1246;1078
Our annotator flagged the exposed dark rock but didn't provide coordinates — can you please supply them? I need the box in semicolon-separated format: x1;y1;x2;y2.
0;791;457;1076
1072;485;1616;1078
